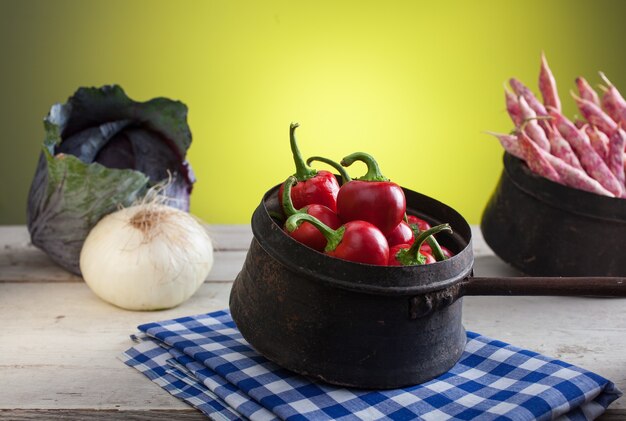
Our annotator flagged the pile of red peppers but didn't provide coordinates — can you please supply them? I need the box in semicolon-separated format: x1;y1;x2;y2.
277;123;455;266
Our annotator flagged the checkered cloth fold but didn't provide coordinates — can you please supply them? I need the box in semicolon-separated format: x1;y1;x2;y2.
120;310;621;420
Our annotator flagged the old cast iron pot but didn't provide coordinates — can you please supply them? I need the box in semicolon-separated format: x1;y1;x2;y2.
482;152;626;276
230;182;626;389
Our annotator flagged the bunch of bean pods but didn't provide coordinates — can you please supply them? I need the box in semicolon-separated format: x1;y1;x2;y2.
488;53;626;198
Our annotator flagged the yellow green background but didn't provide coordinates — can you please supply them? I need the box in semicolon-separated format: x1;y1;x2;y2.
2;0;626;225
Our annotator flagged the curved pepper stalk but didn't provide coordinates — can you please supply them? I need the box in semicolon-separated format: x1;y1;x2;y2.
394;224;452;266
337;151;405;235
306;156;352;183
278;123;340;213
289;123;317;181
341;152;389;182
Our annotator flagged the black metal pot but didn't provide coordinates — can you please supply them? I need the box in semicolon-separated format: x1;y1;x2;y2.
481;152;626;276
230;182;626;389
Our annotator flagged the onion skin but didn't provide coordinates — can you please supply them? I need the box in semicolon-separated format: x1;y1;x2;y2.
79;204;213;311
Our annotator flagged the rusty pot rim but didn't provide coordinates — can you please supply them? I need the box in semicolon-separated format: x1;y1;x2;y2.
503;152;626;223
250;183;474;296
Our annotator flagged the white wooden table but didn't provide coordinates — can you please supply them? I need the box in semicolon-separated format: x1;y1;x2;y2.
0;225;624;420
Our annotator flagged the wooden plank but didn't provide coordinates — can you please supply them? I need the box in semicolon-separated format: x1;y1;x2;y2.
463;296;626;411
1;409;622;421
0;409;206;420
0;225;250;283
205;224;253;251
598;413;626;421
0;225;253;251
0;249;247;283
0;282;232;411
0;282;623;412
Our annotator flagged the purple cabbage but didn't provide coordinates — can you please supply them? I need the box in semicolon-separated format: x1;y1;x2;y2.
27;85;195;275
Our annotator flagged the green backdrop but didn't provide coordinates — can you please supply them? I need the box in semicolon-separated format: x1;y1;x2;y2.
2;0;626;225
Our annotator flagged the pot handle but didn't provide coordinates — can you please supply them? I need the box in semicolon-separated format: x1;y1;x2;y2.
460;276;626;297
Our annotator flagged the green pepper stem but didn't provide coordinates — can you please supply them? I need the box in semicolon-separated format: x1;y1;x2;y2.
340;152;388;182
426;236;447;261
282;176;300;217
285;212;344;252
408;224;452;257
290;123;317;181
306;156;352;182
410;220;448;261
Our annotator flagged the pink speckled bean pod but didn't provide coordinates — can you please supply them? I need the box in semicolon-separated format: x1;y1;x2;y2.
546;125;583;170
518;131;561;183
585;126;610;162
518;96;550;151
607;127;626;189
573;94;618;136
510;78;548;116
550;109;624;196
599;72;626;127
539;53;561;111
505;90;523;127
601;89;620;123
576;77;600;106
485;132;524;159
510;78;552;132
543;152;614;197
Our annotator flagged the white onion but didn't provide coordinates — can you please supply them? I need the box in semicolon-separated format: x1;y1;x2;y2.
80;204;213;310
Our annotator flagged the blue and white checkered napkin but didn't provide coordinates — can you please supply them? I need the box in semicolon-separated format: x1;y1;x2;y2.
120;310;621;420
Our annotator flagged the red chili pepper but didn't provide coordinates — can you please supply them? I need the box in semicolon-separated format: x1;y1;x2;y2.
278;123;340;213
421;251;437;264
388;224;452;266
336;152;406;235
385;221;415;247
406;215;431;232
281;176;341;252
285;213;389;266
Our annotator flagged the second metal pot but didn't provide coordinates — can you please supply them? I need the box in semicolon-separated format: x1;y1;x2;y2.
481;152;626;276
